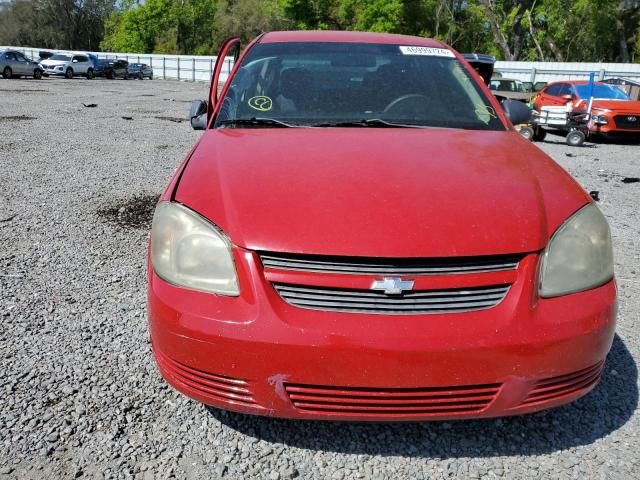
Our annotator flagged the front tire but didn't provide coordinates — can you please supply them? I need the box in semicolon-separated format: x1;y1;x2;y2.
532;127;547;142
566;130;586;147
65;68;74;79
33;69;42;80
86;68;94;79
519;126;534;141
138;72;144;80
2;67;12;79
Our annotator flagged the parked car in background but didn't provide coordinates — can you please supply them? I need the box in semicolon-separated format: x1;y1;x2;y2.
534;81;548;92
1;49;44;79
148;31;616;421
489;77;533;102
40;53;95;79
38;51;54;61
461;53;495;85
87;53;100;71
96;59;129;79
533;80;640;136
128;63;153;80
602;77;640;101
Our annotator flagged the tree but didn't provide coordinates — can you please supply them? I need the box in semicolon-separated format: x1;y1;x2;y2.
212;0;289;46
0;0;114;51
2;0;638;62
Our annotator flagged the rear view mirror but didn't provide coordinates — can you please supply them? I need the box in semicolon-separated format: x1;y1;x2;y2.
501;99;532;126
189;99;208;130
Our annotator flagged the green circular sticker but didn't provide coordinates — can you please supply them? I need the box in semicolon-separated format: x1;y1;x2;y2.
248;96;273;112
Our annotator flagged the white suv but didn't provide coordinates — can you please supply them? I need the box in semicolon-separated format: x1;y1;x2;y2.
40;53;95;79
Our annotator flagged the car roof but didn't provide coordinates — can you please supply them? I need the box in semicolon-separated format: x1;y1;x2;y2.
546;80;606;86
260;30;446;48
491;77;521;82
462;53;495;64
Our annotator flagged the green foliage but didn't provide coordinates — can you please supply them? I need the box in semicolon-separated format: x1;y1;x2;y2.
100;0;217;54
1;0;639;62
0;0;114;51
281;0;339;29
212;0;289;46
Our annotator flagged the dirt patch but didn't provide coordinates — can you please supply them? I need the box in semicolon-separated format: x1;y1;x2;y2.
97;194;160;229
0;89;48;93
155;116;185;123
0;115;37;122
155;145;169;150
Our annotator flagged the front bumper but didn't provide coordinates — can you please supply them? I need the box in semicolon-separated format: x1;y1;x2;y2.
590;113;640;134
148;248;617;421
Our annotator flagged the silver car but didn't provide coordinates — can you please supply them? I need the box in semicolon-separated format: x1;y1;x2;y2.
0;50;43;79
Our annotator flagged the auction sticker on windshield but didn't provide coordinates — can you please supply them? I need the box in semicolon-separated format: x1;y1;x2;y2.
399;46;455;57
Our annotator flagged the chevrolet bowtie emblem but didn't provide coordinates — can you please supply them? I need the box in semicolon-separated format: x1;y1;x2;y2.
371;277;415;295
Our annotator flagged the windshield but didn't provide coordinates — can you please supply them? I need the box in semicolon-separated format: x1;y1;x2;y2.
574;84;630;100
214;42;504;130
490;79;524;92
50;54;71;61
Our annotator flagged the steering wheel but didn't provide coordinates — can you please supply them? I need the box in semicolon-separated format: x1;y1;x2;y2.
383;94;431;114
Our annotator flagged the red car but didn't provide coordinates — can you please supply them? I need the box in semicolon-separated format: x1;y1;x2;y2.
533;80;640;136
148;31;616;421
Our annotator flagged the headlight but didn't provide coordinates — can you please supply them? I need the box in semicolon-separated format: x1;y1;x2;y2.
592;114;608;125
539;203;613;297
151;202;239;296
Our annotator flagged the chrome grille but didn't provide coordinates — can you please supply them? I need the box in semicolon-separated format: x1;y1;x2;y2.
273;283;510;314
259;252;521;275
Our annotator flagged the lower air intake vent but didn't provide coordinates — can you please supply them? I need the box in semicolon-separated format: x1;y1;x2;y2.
155;350;258;407
284;382;501;416
273;283;509;314
519;361;604;407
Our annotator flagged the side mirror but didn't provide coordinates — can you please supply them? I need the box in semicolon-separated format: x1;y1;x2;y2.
189;99;208;130
561;94;574;101
501;99;532;126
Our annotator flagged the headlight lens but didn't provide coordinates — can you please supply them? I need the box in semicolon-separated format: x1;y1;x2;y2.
593;114;608;125
151;202;239;296
539;203;613;297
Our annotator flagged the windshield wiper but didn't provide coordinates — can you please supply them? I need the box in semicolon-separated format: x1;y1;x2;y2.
312;119;428;128
218;118;299;128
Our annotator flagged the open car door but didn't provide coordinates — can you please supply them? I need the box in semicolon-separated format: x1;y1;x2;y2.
207;37;241;121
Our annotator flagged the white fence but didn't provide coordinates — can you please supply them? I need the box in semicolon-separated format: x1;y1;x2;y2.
495;61;640;83
4;45;640;84
1;46;233;82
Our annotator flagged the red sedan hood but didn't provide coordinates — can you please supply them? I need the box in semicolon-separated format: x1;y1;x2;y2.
592;99;640;112
175;129;589;257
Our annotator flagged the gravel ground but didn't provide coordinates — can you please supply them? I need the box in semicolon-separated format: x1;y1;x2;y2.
1;77;639;480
